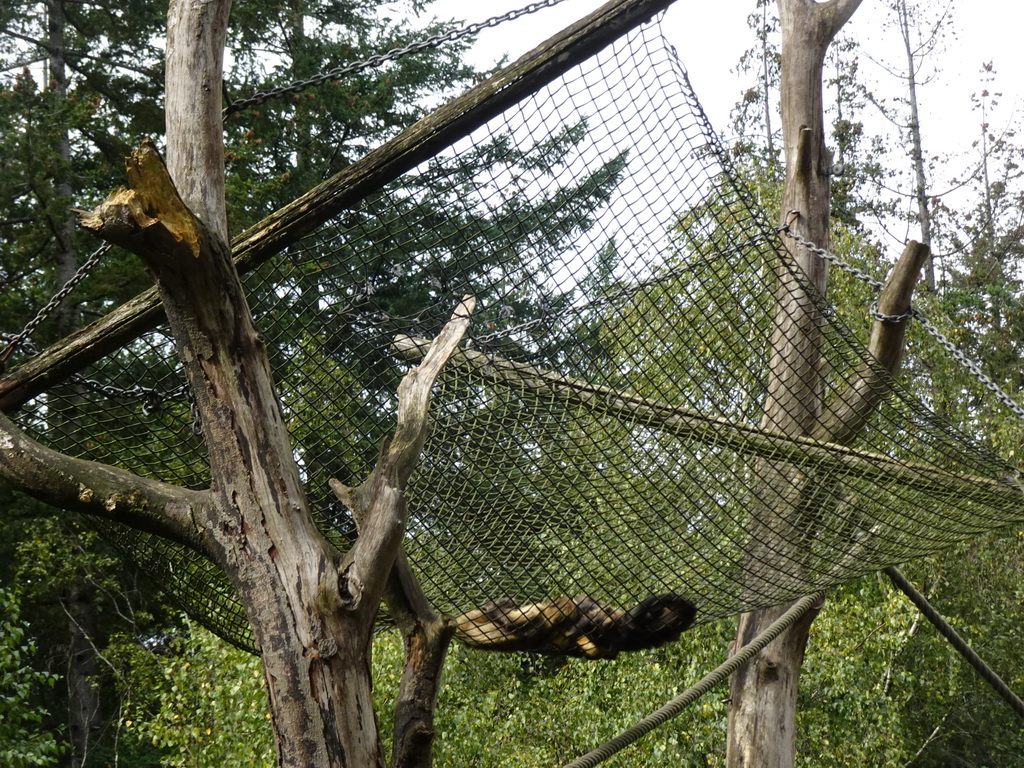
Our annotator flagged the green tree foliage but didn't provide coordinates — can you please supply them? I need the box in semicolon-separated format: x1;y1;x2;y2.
5;1;1022;764
2;0;630;760
888;60;1024;739
112;570;1021;768
921;64;1024;426
0;588;63;768
0;0;479;354
114;620;274;767
0;498;182;767
221;0;481;229
0;0;162;347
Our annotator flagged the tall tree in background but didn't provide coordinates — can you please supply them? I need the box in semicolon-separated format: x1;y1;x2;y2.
926;63;1024;426
1;5;162;763
730;0;782;178
867;0;956;291
727;2;865;767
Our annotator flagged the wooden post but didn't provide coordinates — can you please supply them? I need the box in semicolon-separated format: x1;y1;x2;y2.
726;2;864;767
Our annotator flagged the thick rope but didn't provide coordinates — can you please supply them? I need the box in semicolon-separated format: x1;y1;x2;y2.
885;567;1024;720
562;593;825;768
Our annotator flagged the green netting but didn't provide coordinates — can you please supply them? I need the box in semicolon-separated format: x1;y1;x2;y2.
13;17;1023;652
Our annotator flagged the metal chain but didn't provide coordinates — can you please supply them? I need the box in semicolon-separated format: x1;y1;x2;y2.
74;377;191;417
912;311;1024;420
778;221;1024;422
0;336;189;416
2;301;189;416
778;223;884;291
868;301;915;323
224;0;573;117
1;242;110;364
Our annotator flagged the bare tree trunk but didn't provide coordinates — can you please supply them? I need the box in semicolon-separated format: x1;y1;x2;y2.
761;0;778;166
726;2;863;767
160;3;393;764
45;5;105;764
165;0;231;240
64;584;101;768
896;0;934;291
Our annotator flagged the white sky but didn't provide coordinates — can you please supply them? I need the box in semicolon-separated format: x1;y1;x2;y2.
429;0;1024;228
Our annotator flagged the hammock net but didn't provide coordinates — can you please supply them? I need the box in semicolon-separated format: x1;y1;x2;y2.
11;16;1023;652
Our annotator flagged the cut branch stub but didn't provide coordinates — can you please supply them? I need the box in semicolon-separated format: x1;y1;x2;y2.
812;240;929;444
78;140;204;267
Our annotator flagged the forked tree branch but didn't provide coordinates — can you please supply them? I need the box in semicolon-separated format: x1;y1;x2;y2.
331;297;473;768
333;296;475;620
823;0;865;39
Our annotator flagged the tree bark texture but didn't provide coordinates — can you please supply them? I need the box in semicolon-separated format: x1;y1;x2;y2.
165;0;231;240
78;135;473;765
387;565;454;768
727;2;864;767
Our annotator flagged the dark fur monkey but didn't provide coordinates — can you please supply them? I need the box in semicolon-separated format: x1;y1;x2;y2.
453;593;696;659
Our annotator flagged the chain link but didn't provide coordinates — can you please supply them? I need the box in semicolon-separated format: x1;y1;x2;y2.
2;306;189;415
2;243;110;364
778;220;1024;422
868;301;916;323
912;312;1024;420
0;335;190;415
778;223;885;291
224;0;573;117
73;377;191;416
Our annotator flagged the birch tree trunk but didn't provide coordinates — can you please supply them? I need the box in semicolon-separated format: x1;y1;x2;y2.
726;2;863;766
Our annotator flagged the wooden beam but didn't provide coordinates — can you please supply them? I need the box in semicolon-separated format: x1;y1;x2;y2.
390;334;1022;508
0;0;675;413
